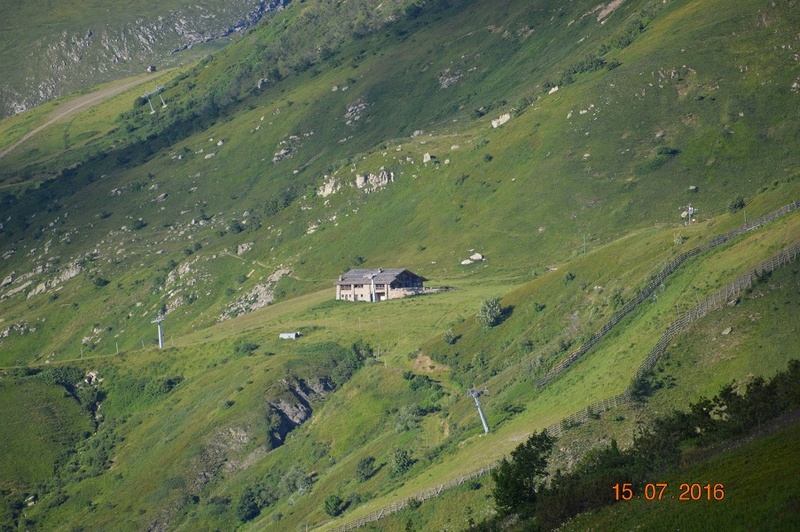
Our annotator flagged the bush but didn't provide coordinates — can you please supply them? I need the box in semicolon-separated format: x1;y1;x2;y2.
390;448;414;477
280;465;312;496
728;195;746;213
443;329;455;345
144;376;183;398
477;297;502;328
233;340;259;356
236;484;276;522
356;456;376;482
236;487;261;522
519;338;534;354
324;494;344;517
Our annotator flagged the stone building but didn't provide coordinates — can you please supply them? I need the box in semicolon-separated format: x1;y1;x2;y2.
335;269;427;302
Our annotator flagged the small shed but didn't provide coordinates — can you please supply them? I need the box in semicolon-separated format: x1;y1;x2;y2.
279;332;302;340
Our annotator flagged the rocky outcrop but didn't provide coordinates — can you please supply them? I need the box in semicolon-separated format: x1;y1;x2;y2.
219;267;291;320
355;168;394;192
265;377;333;447
491;113;511;128
2;0;292;117
317;175;341;197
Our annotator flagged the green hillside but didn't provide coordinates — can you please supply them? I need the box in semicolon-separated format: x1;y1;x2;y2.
0;0;798;529
0;0;295;118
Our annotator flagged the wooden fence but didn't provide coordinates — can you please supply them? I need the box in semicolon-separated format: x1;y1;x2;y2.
630;241;800;383
328;463;499;531
533;199;799;388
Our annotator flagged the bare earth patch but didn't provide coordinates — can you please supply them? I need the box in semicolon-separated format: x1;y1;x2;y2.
412;354;448;374
597;0;625;22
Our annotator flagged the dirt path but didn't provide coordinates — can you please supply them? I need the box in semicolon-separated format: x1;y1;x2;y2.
0;75;154;159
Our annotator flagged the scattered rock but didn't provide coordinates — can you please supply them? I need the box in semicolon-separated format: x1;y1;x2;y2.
219;268;291;320
439;68;462;88
722;327;732;335
272;147;291;163
344;98;370;124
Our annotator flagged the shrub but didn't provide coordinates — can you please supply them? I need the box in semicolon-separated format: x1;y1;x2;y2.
144;376;183;398
236;487;261;522
728;195;746;213
389;448;414;477
233;340;259;356
324;494;344;517
443;329;455;345
280;465;313;495
356;456;376;482
477;297;502;328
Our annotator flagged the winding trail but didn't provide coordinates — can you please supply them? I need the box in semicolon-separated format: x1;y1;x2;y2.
0;75;154;159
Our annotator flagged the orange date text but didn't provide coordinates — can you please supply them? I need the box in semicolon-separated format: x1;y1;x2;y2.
612;483;725;501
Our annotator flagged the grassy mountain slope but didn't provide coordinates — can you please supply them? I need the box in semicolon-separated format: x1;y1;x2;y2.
359;240;800;531
0;0;799;529
2;0;798;362
0;0;293;118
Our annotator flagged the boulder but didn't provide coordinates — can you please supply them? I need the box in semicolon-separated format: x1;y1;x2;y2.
491;113;511;128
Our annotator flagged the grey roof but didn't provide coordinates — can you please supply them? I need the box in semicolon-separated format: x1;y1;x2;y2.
335;268;427;285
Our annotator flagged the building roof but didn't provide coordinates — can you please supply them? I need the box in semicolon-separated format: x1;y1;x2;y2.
335;268;427;285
